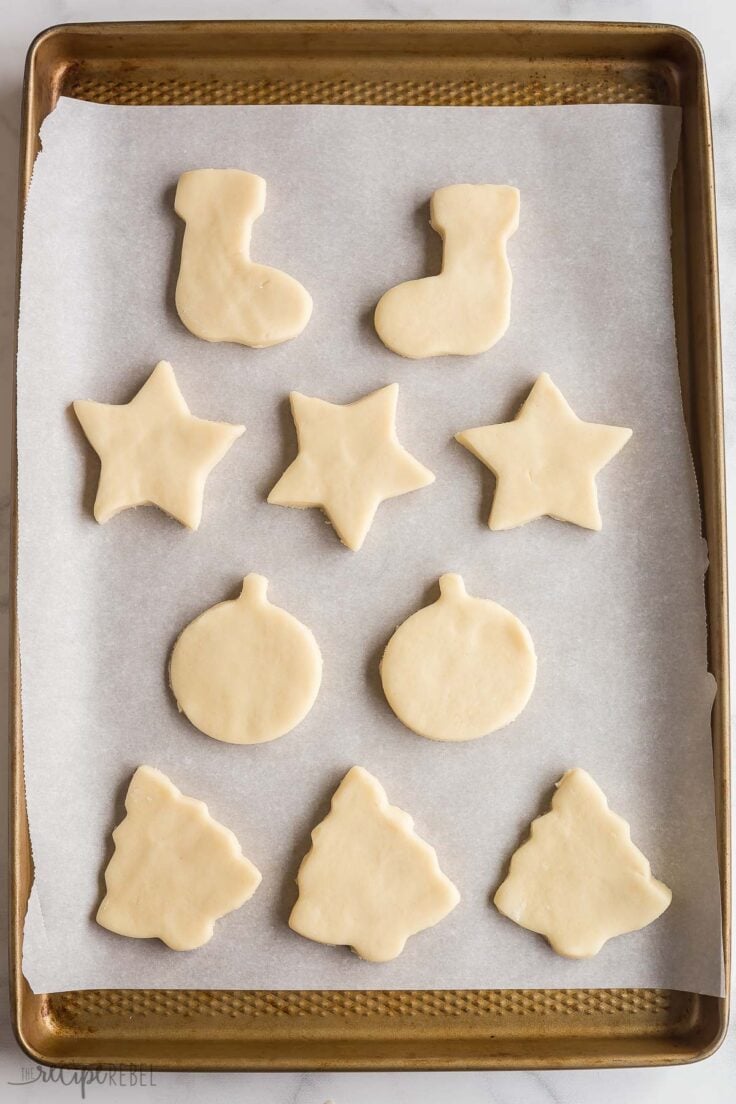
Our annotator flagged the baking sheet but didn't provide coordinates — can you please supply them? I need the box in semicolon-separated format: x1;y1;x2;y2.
17;97;723;996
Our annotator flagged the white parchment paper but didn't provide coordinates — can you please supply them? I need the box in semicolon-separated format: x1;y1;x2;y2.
18;98;723;996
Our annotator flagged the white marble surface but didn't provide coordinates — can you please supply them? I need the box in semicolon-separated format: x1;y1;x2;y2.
0;1;733;1100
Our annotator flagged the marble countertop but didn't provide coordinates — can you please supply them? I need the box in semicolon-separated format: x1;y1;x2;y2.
1;1;733;1101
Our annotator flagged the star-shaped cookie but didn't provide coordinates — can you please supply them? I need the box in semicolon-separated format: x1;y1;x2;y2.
455;373;632;531
73;360;244;529
268;384;434;550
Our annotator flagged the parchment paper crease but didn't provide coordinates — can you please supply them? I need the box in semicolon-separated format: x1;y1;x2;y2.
18;98;723;995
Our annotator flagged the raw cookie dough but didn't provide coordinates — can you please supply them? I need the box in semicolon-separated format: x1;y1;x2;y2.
455;372;632;531
380;573;536;742
494;768;672;958
174;169;312;348
268;383;434;551
169;574;322;745
374;184;519;358
73;360;244;529
96;765;261;951
289;766;460;962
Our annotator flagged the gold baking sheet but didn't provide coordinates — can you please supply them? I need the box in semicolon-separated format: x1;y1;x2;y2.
11;19;730;1070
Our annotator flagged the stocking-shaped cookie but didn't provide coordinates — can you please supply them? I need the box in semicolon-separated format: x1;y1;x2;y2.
375;184;519;358
494;769;672;958
174;169;312;348
97;765;261;950
290;766;460;962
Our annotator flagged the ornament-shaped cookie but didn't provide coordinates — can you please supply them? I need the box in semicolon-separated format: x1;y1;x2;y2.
170;574;322;745
494;769;672;958
97;765;261;950
374;184;519;358
174;169;312;348
380;573;536;742
455;373;632;531
290;766;460;962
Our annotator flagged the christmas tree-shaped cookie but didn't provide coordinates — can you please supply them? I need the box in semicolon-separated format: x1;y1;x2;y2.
494;768;671;958
289;766;460;962
97;765;261;950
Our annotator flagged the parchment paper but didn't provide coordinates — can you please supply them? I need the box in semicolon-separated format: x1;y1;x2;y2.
18;98;723;996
